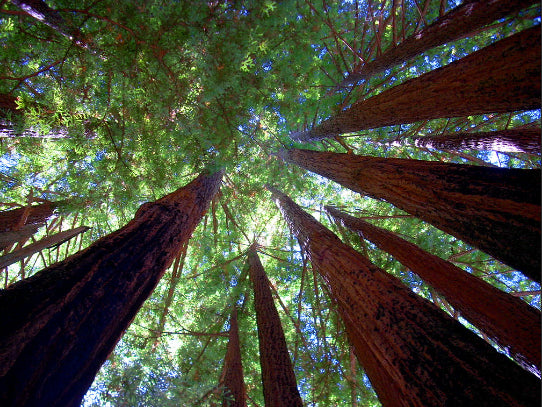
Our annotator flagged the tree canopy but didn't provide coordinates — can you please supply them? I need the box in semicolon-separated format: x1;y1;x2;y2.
0;0;540;405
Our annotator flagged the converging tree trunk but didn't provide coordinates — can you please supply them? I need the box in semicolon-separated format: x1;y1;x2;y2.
291;25;540;142
11;0;88;48
0;226;90;271
248;245;303;407
280;148;541;282
267;186;540;407
0;169;223;407
340;0;538;86
327;206;541;374
0;200;60;234
412;127;541;155
220;308;247;407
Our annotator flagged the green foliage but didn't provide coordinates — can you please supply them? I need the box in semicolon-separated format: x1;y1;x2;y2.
0;0;539;405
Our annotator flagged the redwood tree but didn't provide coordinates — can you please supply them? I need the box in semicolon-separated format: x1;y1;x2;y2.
327;206;541;373
340;0;538;86
0;200;60;234
280;148;541;282
411;127;541;155
292;25;540;141
220;308;247;407
268;186;540;407
248;245;303;407
0;169;223;407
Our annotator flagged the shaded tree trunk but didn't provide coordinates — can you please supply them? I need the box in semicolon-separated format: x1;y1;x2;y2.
0;223;42;250
327;206;541;374
267;186;540;407
0;200;60;234
292;25;540;141
280;148;541;282
11;0;88;48
412;128;541;155
220;308;247;407
340;0;538;86
0;226;90;270
248;245;303;407
0;169;223;407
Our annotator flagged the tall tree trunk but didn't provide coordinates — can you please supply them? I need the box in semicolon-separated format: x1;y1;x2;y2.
220;308;247;407
248;245;303;407
267;186;540;407
412;128;541;155
292;25;540;142
11;0;88;48
327;206;541;374
340;0;538;86
0;169;223;407
280;148;541;282
0;200;60;233
0;226;90;270
0;223;42;250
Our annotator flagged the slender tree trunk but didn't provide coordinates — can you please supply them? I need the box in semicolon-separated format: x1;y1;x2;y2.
0;170;223;407
280;148;541;282
327;206;541;374
413;128;541;155
340;0;538;86
0;226;90;270
248;245;303;407
220;308;247;407
292;25;540;141
267;186;540;407
0;201;60;233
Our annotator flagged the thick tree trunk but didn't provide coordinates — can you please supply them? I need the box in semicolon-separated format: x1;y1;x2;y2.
0;170;223;407
220;308;247;407
268;186;540;407
280;148;541;282
248;245;303;407
327;206;541;374
0;201;59;233
292;25;540;141
0;223;42;249
340;0;538;86
412;128;541;155
0;226;90;270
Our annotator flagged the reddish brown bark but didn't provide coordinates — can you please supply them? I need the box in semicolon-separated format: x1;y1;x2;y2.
248;246;303;407
0;170;223;407
0;226;90;270
281;148;541;282
0;201;59;233
413;128;541;155
341;0;538;85
220;308;247;407
327;206;541;373
268;186;540;407
292;26;540;141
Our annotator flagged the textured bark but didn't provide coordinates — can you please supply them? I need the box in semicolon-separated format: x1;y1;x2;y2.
0;201;59;233
221;308;247;407
413;128;541;155
0;226;90;270
292;25;540;141
248;246;303;407
327;206;541;373
281;148;541;282
0;170;223;407
340;0;538;86
0;223;42;249
268;186;541;407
